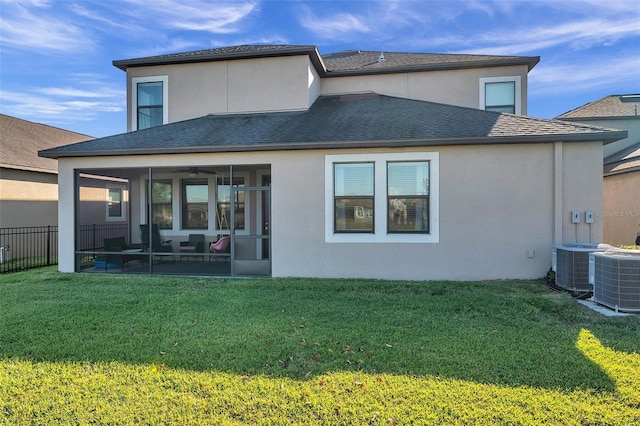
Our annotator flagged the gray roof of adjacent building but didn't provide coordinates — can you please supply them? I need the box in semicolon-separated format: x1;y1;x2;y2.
112;44;540;76
557;95;640;120
1;114;93;173
604;142;640;176
39;94;626;159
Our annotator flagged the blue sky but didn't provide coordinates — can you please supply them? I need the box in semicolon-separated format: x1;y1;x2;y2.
1;0;639;138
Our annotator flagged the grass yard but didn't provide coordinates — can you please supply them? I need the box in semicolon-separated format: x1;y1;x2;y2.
1;268;639;424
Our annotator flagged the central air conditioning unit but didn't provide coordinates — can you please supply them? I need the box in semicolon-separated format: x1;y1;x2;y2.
589;250;640;313
551;244;613;293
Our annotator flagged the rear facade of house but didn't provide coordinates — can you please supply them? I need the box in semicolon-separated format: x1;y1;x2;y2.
40;45;626;280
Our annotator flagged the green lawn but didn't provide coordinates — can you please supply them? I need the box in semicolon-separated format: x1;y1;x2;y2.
1;267;639;424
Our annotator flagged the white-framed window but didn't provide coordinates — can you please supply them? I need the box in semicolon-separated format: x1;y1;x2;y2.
146;179;173;229
325;152;439;243
106;187;125;221
479;76;521;114
182;179;209;230
132;76;168;130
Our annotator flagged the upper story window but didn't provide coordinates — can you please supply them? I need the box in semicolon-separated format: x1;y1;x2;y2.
325;152;439;244
132;76;168;130
479;76;521;115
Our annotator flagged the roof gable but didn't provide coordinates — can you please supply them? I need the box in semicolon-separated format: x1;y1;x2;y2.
39;94;625;159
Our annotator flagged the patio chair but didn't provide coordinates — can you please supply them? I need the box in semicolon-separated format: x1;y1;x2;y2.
180;234;205;262
209;236;230;262
140;224;174;262
103;236;144;270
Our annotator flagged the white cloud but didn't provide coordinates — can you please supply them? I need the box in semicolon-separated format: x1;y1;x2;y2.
530;55;640;94
0;2;91;53
300;10;371;37
36;87;121;99
117;0;259;34
0;77;125;125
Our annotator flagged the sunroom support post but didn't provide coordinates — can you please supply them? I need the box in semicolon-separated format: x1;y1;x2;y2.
147;167;153;274
229;164;235;276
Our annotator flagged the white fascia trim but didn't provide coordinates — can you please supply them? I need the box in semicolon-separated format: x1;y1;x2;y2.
325;152;439;244
131;75;169;131
479;75;521;115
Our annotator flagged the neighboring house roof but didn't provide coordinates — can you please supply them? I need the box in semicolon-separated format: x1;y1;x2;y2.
1;114;93;173
556;95;640;121
112;44;539;76
604;142;640;176
39;94;625;159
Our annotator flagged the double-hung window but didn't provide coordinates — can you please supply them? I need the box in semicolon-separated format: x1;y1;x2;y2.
106;187;124;221
326;152;439;243
479;76;521;115
146;180;173;229
387;161;429;233
182;180;208;229
334;163;374;233
132;76;168;130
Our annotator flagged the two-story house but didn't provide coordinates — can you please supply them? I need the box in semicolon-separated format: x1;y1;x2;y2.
40;44;626;280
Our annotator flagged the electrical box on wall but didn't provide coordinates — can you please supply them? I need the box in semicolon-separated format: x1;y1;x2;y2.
585;210;594;224
571;210;580;224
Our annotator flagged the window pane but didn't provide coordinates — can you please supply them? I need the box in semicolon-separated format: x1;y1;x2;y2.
186;184;208;203
137;82;163;129
149;181;172;229
137;82;162;106
108;188;122;217
485;105;515;113
152;204;172;229
388;197;429;233
335;163;374;196
388;161;429;234
388;162;429;196
183;181;208;229
335;198;374;232
485;81;515;112
138;107;163;129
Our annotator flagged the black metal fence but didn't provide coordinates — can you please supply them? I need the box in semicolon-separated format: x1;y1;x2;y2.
0;224;130;273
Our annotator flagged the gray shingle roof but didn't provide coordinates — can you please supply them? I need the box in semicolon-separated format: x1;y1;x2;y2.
322;50;539;74
113;44;539;76
604;142;640;176
557;95;640;120
1;114;93;172
39;94;626;159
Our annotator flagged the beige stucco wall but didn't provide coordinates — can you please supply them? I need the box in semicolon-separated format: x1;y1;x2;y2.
125;60;531;131
320;65;530;115
272;144;570;281
0;168;58;228
56;141;603;280
126;56;318;130
603;171;640;245
560;142;604;244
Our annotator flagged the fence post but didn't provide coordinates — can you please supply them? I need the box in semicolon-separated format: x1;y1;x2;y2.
47;225;51;266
